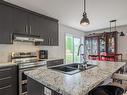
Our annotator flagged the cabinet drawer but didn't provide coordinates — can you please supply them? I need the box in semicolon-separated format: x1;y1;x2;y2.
47;59;63;67
0;67;12;78
0;77;11;88
0;85;12;95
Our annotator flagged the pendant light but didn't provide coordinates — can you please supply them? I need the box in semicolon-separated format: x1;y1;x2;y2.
80;0;90;26
110;20;125;36
119;32;125;36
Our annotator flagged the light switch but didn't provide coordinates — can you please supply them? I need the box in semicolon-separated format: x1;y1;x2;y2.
44;87;51;95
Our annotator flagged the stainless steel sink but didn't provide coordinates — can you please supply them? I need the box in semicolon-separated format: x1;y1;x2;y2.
67;63;96;70
49;63;97;75
50;66;77;72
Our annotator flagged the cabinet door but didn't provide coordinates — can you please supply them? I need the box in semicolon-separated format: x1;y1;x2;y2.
12;8;28;34
37;17;58;46
91;37;98;55
0;65;18;95
0;4;13;44
47;59;64;67
28;14;41;36
38;17;51;45
49;20;59;46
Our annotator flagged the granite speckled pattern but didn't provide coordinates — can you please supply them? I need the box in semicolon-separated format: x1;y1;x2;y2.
25;61;126;95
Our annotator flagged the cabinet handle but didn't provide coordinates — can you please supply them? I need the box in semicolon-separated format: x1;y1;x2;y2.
0;68;12;72
51;38;52;45
0;76;12;81
0;85;11;90
25;26;29;34
25;26;26;33
10;33;13;43
29;26;32;34
49;38;50;45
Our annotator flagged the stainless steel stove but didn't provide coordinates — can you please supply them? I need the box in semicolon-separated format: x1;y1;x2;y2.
11;52;46;95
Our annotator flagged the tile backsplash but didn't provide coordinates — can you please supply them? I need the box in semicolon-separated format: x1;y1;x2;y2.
0;42;39;63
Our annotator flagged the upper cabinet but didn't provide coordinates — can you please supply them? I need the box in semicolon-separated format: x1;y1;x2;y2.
36;17;59;46
28;14;41;36
0;4;13;44
12;8;28;34
0;1;59;46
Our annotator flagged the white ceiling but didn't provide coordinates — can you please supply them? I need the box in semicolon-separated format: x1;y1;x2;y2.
5;0;127;32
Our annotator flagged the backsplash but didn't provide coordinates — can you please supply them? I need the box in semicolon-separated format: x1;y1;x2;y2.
0;42;39;63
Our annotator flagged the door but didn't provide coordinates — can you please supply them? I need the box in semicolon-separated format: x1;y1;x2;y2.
65;34;82;63
0;4;13;44
12;8;28;35
65;34;73;63
28;14;41;36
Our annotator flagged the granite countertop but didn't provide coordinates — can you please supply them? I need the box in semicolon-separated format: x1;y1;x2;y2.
0;62;17;67
25;60;126;95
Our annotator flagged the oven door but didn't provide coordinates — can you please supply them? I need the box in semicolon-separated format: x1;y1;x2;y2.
19;67;39;95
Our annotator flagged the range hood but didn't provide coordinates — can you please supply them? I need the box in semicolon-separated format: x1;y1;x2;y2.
13;34;44;43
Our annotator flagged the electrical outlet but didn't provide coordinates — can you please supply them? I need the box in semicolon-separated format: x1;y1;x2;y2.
44;87;51;95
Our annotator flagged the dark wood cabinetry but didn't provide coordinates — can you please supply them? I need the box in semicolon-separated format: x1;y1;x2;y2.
27;77;62;95
12;8;28;35
0;65;18;95
0;1;59;46
0;4;13;44
85;31;118;61
28;14;41;36
47;59;64;67
35;17;59;46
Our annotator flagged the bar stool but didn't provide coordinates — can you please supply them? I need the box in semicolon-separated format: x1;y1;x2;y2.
88;85;124;95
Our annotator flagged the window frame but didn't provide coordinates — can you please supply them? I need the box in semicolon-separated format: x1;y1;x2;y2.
65;33;83;63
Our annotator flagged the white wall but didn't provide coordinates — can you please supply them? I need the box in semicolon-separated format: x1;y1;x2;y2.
39;24;85;59
0;24;84;63
86;25;127;60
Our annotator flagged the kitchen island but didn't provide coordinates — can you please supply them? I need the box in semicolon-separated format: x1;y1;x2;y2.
25;60;126;95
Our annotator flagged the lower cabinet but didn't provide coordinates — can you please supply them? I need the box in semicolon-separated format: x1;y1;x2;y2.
47;59;64;67
27;77;62;95
0;65;18;95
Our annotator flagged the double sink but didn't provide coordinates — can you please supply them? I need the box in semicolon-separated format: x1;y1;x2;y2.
49;63;97;75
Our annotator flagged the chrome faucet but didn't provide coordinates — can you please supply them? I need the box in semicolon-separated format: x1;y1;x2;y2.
77;44;87;69
77;44;84;56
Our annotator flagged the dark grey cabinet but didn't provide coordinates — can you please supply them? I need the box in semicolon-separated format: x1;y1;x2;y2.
28;14;41;36
27;77;61;95
47;59;64;67
12;8;28;34
35;17;59;46
0;65;18;95
0;1;59;46
13;8;40;36
0;4;13;44
38;17;52;46
49;20;59;46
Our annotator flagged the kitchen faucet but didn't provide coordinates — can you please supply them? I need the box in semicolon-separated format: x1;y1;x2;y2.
77;44;88;69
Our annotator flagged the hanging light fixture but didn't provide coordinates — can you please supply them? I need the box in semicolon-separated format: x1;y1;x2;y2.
119;32;125;36
80;0;90;26
110;20;125;36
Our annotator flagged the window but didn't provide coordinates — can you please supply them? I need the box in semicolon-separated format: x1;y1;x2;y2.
65;34;83;63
